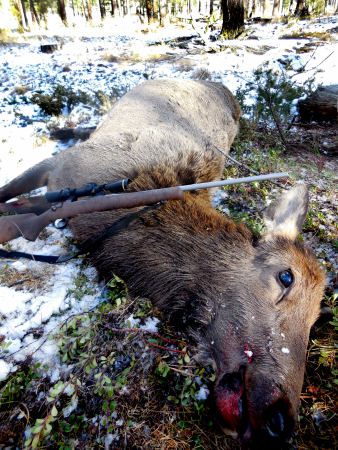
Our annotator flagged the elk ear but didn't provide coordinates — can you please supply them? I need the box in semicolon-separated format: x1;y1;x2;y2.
263;185;309;242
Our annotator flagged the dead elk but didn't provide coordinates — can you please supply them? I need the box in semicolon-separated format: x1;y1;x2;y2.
0;79;326;449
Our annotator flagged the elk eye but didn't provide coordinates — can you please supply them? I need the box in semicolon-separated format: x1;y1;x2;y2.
279;270;293;288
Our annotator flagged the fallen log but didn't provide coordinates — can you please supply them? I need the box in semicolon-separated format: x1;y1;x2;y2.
298;85;338;123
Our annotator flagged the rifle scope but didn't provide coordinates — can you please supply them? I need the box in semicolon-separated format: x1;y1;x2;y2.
45;179;130;203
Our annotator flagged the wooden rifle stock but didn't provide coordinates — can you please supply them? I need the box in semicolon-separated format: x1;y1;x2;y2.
0;187;184;244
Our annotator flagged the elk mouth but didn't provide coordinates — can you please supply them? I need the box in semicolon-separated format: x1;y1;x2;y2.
214;369;252;442
214;369;295;449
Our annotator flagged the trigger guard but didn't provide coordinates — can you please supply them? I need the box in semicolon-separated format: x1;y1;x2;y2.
53;218;69;229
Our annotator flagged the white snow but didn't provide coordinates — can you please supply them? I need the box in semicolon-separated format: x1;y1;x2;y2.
244;350;253;358
126;314;141;328
0;359;11;381
140;317;160;332
281;347;290;354
63;397;78;418
195;386;210;400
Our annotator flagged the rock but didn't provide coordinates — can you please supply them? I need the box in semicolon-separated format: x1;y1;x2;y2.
41;44;59;54
49;126;97;141
245;45;275;55
298;85;338;123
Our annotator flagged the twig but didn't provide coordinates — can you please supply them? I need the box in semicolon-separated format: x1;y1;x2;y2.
105;325;189;348
181;376;192;406
15;114;47;124
267;92;289;148
8;276;42;288
168;366;198;377
297;46;318;74
145;339;187;354
214;145;288;189
291;51;334;77
193;423;218;449
286;115;296;131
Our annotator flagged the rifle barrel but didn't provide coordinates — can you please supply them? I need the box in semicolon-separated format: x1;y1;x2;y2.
180;173;288;191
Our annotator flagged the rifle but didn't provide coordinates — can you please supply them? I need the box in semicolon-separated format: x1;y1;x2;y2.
0;172;288;245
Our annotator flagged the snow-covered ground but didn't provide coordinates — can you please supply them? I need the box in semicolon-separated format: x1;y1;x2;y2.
0;15;337;381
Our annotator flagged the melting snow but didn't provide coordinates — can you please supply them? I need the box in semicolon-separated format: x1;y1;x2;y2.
0;359;11;381
281;347;290;354
140;317;160;332
195;387;210;400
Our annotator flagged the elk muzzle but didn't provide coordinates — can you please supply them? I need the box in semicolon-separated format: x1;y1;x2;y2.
214;366;297;449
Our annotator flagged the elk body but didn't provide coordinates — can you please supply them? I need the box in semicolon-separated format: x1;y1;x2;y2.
0;80;326;449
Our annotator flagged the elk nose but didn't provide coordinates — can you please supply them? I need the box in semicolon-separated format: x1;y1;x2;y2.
264;398;295;441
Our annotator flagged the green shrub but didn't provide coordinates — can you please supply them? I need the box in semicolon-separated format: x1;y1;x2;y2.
31;85;91;116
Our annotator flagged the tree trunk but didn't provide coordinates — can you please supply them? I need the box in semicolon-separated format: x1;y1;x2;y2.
98;0;105;18
87;0;92;19
220;0;244;39
111;0;117;15
294;0;304;14
288;0;294;14
29;0;40;24
204;0;209;15
146;0;152;22
125;0;130;14
58;0;68;23
252;0;257;18
20;0;29;27
272;0;280;17
117;0;123;16
82;0;89;19
13;0;24;27
210;0;213;14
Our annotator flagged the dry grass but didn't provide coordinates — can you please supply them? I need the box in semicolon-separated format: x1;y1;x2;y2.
101;52;119;63
146;53;175;64
175;59;195;72
64;116;77;129
191;67;212;81
0;261;55;294
10;85;32;95
280;31;332;41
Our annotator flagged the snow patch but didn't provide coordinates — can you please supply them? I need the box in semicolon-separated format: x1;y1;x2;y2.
195;387;209;400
